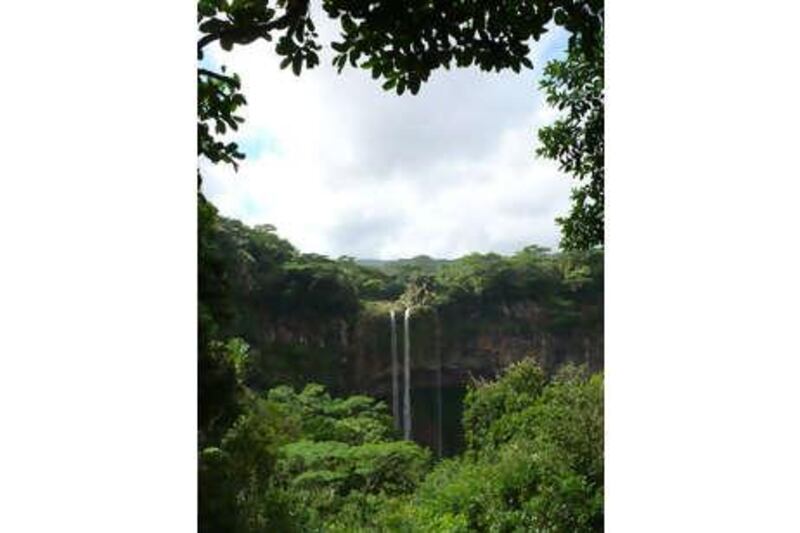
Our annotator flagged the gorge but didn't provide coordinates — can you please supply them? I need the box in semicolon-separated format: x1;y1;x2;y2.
199;199;603;455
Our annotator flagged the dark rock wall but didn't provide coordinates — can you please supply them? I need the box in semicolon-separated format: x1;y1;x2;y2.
346;299;603;397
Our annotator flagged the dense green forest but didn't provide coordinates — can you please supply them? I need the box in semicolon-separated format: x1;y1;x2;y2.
200;352;602;532
198;1;604;530
199;192;602;397
199;194;603;531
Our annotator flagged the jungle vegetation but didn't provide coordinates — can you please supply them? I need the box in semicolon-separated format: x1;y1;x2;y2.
200;352;603;532
199;199;604;530
198;1;604;530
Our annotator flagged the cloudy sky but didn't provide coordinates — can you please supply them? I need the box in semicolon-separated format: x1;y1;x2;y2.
201;15;571;260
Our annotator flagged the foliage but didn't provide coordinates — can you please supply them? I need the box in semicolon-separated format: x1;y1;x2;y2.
199;338;603;532
199;199;362;331
430;246;603;335
436;252;518;303
198;66;246;170
199;396;299;532
197;196;604;529
324;0;603;95
337;256;405;300
359;255;450;276
462;360;548;452
266;383;431;529
360;245;603;319
199;195;603;391
202;380;432;532
267;383;395;444
196;0;603;184
198;193;230;347
197;0;321;174
197;195;362;389
279;440;430;521
538;36;604;250
280;255;360;319
197;0;605;296
196;2;606;522
198;336;251;447
379;360;604;532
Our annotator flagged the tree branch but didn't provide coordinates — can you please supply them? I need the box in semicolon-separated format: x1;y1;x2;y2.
198;32;221;51
198;68;237;85
197;14;293;54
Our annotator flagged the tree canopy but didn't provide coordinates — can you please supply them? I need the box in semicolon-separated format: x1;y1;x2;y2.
200;356;603;531
197;0;605;249
538;37;604;249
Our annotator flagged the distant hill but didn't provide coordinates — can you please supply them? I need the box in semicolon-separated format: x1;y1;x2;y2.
356;255;451;275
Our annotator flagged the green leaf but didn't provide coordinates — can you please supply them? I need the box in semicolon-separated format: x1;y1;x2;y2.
199;19;227;34
342;15;356;34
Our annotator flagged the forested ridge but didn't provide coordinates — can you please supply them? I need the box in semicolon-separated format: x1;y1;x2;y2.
200;193;602;391
199;194;603;531
200;193;602;336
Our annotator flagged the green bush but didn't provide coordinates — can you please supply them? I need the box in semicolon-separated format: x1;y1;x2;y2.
462;360;547;452
199;362;602;532
267;383;395;444
199;397;299;532
380;360;604;532
265;383;431;530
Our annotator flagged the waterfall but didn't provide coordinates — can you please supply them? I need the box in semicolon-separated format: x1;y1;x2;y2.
435;312;443;457
403;307;412;440
390;310;400;431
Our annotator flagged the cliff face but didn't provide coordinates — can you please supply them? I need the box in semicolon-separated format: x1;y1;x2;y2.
244;296;601;454
345;298;603;397
248;295;602;393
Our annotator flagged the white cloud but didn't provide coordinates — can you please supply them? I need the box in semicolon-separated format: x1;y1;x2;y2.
201;20;571;259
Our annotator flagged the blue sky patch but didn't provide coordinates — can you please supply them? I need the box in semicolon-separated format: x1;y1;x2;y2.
239;131;281;159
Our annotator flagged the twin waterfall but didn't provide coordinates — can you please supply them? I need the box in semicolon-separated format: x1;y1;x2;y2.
389;310;400;432
403;307;412;440
389;308;413;440
390;307;443;456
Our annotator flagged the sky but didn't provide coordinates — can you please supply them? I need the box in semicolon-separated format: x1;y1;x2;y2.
201;14;571;260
